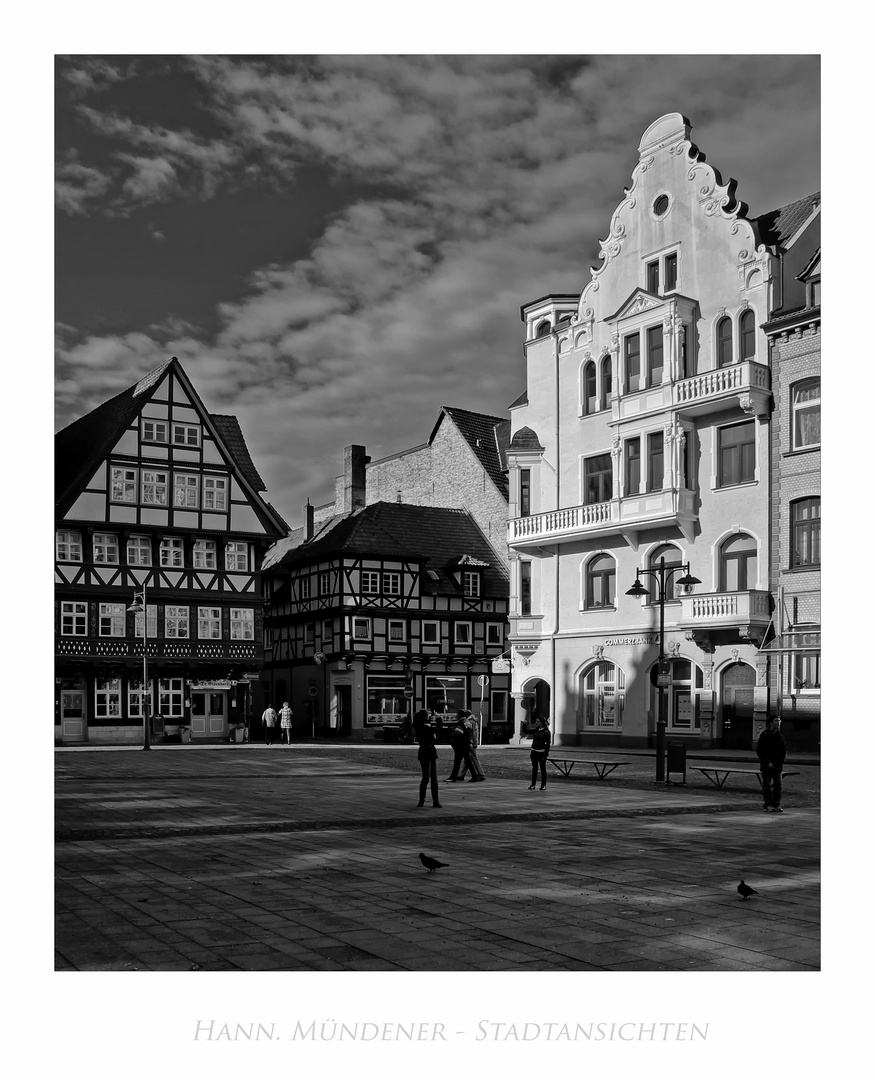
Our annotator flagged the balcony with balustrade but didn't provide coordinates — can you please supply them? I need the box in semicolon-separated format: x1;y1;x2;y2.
678;589;771;641
508;487;698;551
672;361;770;418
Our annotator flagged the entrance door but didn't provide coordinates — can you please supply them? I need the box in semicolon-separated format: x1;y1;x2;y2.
336;685;352;735
60;687;86;741
721;657;756;750
190;691;227;738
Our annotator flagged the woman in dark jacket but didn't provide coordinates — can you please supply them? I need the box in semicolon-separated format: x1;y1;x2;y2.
413;709;441;808
528;715;551;790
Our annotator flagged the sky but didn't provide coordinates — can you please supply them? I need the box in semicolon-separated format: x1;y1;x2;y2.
55;54;821;526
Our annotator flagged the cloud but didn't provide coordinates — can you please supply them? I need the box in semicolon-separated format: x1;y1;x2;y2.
118;154;178;203
55;159;113;215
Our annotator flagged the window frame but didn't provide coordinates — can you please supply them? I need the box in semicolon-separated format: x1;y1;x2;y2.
454;621;473;646
319;570;332;596
791;378;821;451
141;419;168;444
361;570;380;594
486;622;503;646
172;423;200;447
352;616;372;641
739;309;756;361
583;453;612;505
792;652;821;694
388;618;407;643
165;605;190;639
202;475;228;511
462;571;480;597
646;324;664;387
126;535;152;566
173;472;200;509
519;469;531;517
193;538;217;569
158;677;184;718
56;530;83;562
61;601;88;636
624;332;641;393
791;497;821;569
585;553;616;610
647;430;664;493
160;537;184;568
230;608;254;640
110;466;138;504
197;606;222;640
94;677;122;720
98;602;126;638
717;420;756;488
92;532;119;564
141;469;169;506
719;533;758;591
133;604;158;639
383;571;401;596
520;561;532;616
716;316;734;368
225;542;249;572
579;661;625;730
421;620;440;645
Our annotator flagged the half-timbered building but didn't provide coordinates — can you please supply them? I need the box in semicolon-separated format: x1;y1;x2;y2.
55;356;288;744
261;445;511;739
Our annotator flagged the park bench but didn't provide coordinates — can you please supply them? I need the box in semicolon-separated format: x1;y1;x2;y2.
691;766;801;791
547;757;632;780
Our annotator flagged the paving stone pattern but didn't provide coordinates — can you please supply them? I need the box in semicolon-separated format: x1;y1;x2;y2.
55;746;820;971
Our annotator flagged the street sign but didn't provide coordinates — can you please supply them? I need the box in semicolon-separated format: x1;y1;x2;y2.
657;674;671;687
403;686;415;699
242;673;260;681
491;659;510;674
477;675;489;686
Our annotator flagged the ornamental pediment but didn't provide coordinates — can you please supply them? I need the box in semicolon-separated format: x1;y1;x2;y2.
606;288;664;322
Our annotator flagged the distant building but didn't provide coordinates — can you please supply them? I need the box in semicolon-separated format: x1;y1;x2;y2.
506;113;818;749
261;411;512;740
55;357;287;744
763;196;821;750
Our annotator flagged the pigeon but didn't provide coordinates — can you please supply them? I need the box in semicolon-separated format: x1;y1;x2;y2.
419;852;449;873
737;879;758;900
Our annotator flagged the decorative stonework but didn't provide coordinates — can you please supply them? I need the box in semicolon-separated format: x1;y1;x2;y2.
592;645;604;660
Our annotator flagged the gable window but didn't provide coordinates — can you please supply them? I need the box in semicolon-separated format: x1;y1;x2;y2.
230;608;254;640
174;473;199;508
133;604;158;639
305;622;315;644
519;469;531;517
142;419;168;443
225;542;249;571
111;467;137;503
160;537;184;567
649;544;683;601
353;617;371;641
646;325;664;386
422;620;440;645
172;424;200;447
454;621;472;645
99;603;126;637
646;260;659;293
718;421;756;487
198;607;221;639
165;606;189;639
193;539;216;569
462;571;480;597
625;438;641;495
127;535;151;566
520;561;532;616
793;653;820;694
584;453;612;505
142;470;168;506
56;530;82;562
486;623;502;646
361;570;379;594
383;571;401;595
720;533;757;591
61;601;87;636
585;554;615;609
579;662;625;729
647;431;664;492
203;476;227;511
299;576;311;601
319;571;331;595
792;379;820;450
624;334;641;392
584;361;597;414
664;252;678;293
716;317;733;368
739;309;756;361
791;497;820;568
94;678;122;719
388;619;406;642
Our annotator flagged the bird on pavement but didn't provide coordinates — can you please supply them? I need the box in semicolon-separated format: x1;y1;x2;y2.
737;879;758;900
419;852;449;873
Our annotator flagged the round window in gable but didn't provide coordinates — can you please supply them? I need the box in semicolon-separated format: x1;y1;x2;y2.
653;194;670;217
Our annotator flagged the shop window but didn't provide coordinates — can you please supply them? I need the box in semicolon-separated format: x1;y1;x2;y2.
579;662;625;729
110;466;137;503
720;533;757;591
791;497;820;568
203;476;227;510
160;537;184;567
174;473;199;508
648;543;683;601
165;606;189;639
650;659;703;731
193;539;216;569
198;607;222;639
792;379;820;450
366;674;409;724
739;309;756;361
99;603;126;637
231;608;254;640
61;601;87;636
584;453;612;505
92;532;119;564
142;470;168;505
127;535;152;566
716;317;733;367
717;421;755;487
56;530;82;562
426;675;466;718
127;677;149;718
585;554;615;609
94;678;122;720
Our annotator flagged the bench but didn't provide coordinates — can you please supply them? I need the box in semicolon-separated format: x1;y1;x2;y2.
692;766;801;791
548;758;632;780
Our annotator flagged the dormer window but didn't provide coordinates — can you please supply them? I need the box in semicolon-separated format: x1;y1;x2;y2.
462;571;480;597
664;252;678;292
645;251;678;295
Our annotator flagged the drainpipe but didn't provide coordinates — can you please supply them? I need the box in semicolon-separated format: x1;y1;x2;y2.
553;330;560;738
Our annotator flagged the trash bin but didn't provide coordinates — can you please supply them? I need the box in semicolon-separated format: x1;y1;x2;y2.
666;741;686;784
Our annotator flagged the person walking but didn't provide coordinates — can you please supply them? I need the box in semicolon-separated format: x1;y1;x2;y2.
528;714;551;790
460;710;486;782
261;703;278;745
278;701;293;744
757;715;787;812
444;712;477;782
413;709;441;808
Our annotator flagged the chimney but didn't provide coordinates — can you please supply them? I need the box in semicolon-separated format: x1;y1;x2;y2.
303;499;314;540
341;444;368;515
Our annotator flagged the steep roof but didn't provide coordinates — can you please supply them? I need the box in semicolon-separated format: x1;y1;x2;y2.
755;191;820;248
440;406;509;500
508;426;544;452
211;415;266;492
263;501;508;596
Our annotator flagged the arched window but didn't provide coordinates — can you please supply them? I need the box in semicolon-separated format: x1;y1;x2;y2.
583;361;597;414
585;553;615;609
600;356;612;409
648;543;683;601
791;497;820;567
649;658;703;731
716;316;733;368
720;533;757;591
792;378;820;449
739;309;756;361
579;662;625;730
535;320;551;339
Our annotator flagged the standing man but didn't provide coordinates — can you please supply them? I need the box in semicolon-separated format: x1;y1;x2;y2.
462;710;486;782
261;702;278;746
278;701;293;744
444;712;477;782
528;714;551;790
757;715;787;812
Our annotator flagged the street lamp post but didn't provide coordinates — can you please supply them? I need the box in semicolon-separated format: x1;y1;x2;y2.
127;583;151;751
626;558;701;782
